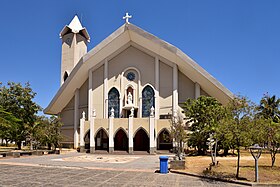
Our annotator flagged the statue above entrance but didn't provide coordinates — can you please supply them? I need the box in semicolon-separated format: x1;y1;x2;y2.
123;89;138;118
127;91;133;105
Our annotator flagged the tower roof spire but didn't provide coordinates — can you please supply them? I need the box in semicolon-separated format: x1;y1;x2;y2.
68;15;83;33
60;15;90;42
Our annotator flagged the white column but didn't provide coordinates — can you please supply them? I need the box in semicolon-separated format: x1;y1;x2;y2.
172;64;178;114
80;111;86;153
120;73;123;117
128;116;133;154
155;56;160;119
124;88;127;106
109;116;114;153
154;120;157;148
88;70;93;119
133;88;136;106
90;109;96;153
104;59;108;118
195;82;200;99
149;115;155;154
74;89;79;149
138;79;142;118
88;70;93;153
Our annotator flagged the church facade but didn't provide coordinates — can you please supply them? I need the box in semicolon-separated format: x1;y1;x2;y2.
44;15;233;154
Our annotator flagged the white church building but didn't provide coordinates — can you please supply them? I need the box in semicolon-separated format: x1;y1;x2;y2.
44;14;233;154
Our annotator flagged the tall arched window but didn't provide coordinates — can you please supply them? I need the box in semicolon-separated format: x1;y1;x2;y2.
108;87;120;118
142;85;155;117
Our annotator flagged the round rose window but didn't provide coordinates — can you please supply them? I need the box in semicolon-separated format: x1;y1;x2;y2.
126;72;135;81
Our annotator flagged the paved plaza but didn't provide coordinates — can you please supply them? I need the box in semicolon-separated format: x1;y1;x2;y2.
0;152;244;186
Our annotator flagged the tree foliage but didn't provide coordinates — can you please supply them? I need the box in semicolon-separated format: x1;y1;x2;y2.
257;93;280;122
35;116;63;150
183;96;224;155
217;96;254;178
0;82;41;149
0;107;21;145
256;94;280;167
170;110;188;160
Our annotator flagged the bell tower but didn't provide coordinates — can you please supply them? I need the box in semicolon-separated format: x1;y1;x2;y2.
59;15;90;85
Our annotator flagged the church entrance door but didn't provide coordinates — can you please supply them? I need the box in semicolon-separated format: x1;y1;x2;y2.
114;129;128;151
84;131;90;150
157;129;173;150
95;129;109;151
133;129;149;152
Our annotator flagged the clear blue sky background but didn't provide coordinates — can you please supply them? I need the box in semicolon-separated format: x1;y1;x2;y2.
0;1;280;112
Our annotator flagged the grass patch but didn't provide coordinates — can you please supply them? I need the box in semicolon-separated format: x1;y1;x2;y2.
182;150;280;183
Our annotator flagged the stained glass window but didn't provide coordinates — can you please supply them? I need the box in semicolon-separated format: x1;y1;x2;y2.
108;87;120;118
142;85;155;117
126;72;135;81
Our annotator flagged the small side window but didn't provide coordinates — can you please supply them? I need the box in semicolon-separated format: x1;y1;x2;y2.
63;72;69;82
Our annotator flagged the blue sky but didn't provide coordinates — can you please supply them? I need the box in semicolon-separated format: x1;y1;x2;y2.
0;1;280;111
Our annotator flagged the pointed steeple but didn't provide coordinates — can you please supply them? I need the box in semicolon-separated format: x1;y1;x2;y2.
68;15;83;33
60;15;90;85
60;15;90;42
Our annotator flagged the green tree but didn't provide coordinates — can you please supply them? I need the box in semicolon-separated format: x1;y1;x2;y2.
27;115;45;150
256;94;280;167
258;94;280;122
0;82;41;149
265;120;280;167
219;96;254;179
170;110;188;160
0;107;21;146
35;116;63;150
183;96;224;155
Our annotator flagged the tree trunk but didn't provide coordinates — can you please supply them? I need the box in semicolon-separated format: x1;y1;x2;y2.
178;141;182;160
214;138;217;165
30;138;33;151
210;149;214;165
48;143;51;150
203;147;207;155
223;148;229;156
17;141;22;150
270;147;277;167
236;148;240;179
5;138;8;147
198;147;203;155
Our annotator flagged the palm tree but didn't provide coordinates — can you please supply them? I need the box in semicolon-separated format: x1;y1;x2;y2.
258;94;280;122
258;93;280;167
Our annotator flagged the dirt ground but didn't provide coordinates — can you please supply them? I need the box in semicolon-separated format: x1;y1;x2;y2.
182;150;280;183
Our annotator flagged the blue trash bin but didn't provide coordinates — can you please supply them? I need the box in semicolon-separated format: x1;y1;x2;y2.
159;156;169;174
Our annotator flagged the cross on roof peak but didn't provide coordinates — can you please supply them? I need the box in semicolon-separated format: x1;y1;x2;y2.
123;12;132;24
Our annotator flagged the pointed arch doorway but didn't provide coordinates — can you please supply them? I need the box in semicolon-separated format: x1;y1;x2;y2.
157;129;173;150
133;128;149;152
114;129;128;151
84;131;90;150
95;128;109;151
